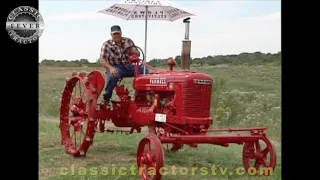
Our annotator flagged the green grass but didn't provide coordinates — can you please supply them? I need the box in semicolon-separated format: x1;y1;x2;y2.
39;64;281;180
39;120;281;180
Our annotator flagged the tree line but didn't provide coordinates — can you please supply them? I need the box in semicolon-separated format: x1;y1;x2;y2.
39;51;281;67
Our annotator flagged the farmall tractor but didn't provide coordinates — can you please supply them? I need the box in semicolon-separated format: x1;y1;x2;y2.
59;18;277;179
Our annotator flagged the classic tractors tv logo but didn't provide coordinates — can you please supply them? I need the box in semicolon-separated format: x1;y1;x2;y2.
5;6;45;44
59;164;274;177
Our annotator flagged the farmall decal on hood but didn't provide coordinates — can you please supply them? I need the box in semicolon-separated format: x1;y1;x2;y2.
150;78;167;84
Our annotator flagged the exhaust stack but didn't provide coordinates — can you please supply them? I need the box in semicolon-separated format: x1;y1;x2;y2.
181;17;191;70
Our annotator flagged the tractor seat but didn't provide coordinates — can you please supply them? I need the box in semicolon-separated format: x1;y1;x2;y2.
121;75;134;78
118;75;134;83
106;74;133;79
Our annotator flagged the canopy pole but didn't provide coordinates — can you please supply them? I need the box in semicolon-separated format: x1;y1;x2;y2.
143;5;148;75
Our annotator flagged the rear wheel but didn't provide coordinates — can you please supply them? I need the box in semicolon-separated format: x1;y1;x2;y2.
59;76;96;157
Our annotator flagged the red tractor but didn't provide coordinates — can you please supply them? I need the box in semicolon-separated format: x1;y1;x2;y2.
59;45;277;179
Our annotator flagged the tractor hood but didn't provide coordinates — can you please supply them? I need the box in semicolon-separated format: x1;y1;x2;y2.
133;70;214;91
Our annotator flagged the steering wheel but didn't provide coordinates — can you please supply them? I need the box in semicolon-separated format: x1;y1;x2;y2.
120;45;145;68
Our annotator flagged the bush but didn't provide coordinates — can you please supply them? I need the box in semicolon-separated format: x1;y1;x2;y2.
212;81;281;140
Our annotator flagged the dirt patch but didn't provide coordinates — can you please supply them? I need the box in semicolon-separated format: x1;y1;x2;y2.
40;117;59;123
270;140;281;148
89;152;136;163
40;146;64;152
41;117;149;132
39;167;60;180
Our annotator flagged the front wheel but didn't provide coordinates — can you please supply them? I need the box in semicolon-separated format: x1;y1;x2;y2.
137;133;165;180
242;136;277;176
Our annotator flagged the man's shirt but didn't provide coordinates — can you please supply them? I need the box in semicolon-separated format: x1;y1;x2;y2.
100;37;135;65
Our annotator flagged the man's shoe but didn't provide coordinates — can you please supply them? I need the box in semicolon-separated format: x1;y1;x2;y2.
103;94;110;102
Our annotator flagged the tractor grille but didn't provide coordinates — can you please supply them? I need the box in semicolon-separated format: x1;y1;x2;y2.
182;84;212;117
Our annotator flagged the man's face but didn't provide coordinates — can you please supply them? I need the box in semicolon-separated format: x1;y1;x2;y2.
111;32;122;42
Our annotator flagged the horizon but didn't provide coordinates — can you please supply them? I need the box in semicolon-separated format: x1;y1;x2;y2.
39;0;281;62
39;50;282;62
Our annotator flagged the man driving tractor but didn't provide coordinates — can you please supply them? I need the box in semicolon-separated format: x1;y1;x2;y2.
99;25;149;102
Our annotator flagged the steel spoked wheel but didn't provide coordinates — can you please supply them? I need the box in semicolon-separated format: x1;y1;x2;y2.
137;134;165;180
242;136;277;176
60;77;96;157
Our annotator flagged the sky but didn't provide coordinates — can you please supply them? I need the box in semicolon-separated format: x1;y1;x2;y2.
39;0;281;62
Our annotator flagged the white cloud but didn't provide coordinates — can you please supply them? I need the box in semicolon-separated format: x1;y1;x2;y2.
189;11;281;56
44;11;112;22
242;11;281;21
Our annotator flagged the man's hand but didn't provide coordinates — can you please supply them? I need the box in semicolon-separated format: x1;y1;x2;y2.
109;66;119;77
99;58;119;77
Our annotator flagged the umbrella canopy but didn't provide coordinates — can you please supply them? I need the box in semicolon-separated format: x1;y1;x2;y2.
98;0;195;21
98;0;195;74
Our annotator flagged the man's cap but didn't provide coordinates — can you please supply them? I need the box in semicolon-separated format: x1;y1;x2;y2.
111;25;121;34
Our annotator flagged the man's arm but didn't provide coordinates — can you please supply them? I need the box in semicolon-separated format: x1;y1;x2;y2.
127;38;140;57
99;42;113;69
99;42;119;77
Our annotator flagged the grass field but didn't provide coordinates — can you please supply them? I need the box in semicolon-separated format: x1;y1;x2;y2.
39;64;281;180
